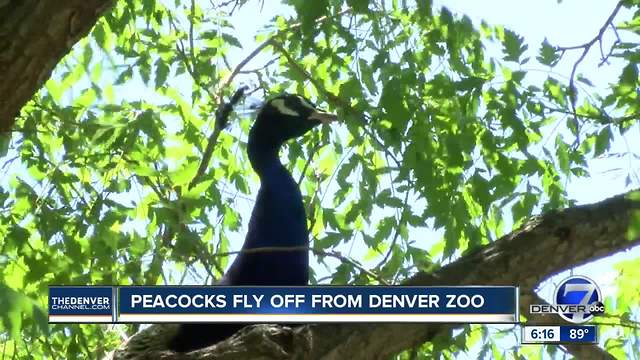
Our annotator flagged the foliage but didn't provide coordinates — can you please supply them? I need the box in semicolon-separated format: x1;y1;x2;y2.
0;0;639;358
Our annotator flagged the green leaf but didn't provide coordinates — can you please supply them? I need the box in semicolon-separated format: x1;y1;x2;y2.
115;67;133;85
173;228;200;258
221;33;242;48
154;59;170;89
555;136;570;175
184;179;214;199
170;162;199;186
455;76;486;91
502;29;528;63
594;126;612;156
380;79;410;124
316;232;345;249
346;0;369;13
288;0;330;35
620;63;638;85
537;38;560;66
136;110;164;146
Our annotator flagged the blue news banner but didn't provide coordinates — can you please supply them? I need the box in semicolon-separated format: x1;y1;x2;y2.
49;286;518;324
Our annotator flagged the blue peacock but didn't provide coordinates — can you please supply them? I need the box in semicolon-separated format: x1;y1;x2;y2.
168;94;337;352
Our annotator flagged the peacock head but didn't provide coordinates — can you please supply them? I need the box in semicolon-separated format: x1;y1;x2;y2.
253;94;337;144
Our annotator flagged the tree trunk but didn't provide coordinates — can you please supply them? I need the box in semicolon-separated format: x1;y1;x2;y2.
0;0;114;131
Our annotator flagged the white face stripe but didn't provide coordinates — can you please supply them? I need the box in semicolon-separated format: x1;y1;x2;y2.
271;98;299;117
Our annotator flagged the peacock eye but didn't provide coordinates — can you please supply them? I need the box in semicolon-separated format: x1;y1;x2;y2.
271;98;299;117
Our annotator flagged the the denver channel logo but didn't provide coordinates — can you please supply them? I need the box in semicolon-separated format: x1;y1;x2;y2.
530;275;605;323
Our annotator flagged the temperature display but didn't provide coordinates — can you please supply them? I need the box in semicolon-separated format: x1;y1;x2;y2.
560;325;597;343
522;325;597;344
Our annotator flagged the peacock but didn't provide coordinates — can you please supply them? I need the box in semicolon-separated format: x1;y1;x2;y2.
166;93;338;352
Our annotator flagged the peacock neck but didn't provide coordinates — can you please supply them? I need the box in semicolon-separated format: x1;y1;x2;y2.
246;130;308;248
247;141;282;178
247;135;300;205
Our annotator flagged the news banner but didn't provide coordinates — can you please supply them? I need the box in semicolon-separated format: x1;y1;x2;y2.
49;275;604;345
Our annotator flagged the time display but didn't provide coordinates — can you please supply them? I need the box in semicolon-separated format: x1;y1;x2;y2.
523;326;560;343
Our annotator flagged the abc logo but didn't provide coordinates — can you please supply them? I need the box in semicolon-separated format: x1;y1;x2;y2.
589;301;605;315
554;275;603;324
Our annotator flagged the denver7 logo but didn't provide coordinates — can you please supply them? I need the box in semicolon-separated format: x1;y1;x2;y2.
555;276;603;323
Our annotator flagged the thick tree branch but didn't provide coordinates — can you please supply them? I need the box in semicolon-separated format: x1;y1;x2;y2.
113;190;640;359
0;0;115;131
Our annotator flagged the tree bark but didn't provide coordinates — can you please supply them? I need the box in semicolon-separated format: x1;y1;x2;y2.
0;0;114;131
112;190;640;359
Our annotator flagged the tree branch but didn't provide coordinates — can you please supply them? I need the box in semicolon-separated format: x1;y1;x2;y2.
553;1;624;140
189;86;248;189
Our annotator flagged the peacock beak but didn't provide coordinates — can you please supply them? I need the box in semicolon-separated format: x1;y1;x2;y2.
309;110;338;125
